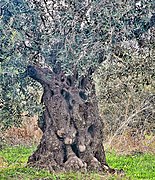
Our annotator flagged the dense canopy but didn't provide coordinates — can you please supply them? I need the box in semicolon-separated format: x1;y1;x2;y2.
0;0;154;128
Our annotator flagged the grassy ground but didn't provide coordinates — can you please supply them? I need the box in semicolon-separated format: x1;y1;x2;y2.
0;146;155;180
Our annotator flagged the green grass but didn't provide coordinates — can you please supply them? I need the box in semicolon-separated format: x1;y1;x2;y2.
106;151;155;180
0;146;155;180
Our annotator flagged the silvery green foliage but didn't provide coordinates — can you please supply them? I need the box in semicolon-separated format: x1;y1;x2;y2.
0;0;43;128
1;0;154;73
0;0;154;128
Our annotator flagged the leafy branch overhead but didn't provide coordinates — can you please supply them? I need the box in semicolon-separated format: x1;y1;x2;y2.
1;0;154;71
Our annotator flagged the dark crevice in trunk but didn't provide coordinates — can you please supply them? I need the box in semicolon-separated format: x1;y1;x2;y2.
71;143;80;158
62;144;67;163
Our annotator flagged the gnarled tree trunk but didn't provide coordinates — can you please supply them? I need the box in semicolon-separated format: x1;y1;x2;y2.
26;65;114;173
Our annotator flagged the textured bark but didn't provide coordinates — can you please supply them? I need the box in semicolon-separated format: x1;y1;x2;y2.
27;65;115;173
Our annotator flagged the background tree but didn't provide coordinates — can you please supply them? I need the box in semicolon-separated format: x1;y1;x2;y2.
96;39;155;139
0;0;154;172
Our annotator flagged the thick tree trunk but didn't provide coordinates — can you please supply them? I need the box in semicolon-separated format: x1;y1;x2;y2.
26;65;114;173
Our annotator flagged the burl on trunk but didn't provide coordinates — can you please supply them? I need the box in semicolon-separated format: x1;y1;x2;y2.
26;65;114;173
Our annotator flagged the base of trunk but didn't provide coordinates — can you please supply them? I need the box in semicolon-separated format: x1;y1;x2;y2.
28;134;115;173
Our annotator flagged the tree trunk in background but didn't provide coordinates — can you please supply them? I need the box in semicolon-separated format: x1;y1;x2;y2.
27;65;114;173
